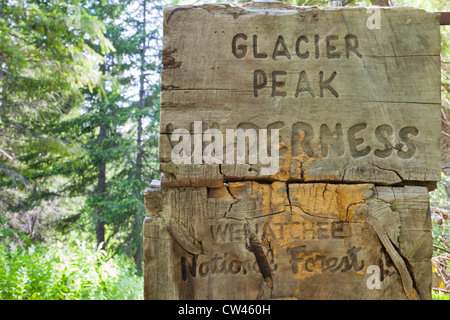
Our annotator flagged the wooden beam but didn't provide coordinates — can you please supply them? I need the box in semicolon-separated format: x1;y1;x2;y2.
438;12;450;25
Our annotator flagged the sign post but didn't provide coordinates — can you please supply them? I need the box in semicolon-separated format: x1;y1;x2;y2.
144;2;442;300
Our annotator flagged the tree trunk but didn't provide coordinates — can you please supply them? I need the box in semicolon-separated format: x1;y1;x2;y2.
133;0;147;272
96;122;107;249
370;0;393;6
94;0;108;251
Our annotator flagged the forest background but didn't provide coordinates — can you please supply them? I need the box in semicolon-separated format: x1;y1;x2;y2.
0;0;449;300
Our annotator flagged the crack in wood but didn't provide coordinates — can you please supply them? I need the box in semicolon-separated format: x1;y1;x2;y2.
168;220;204;255
244;224;273;289
366;197;418;300
372;163;403;184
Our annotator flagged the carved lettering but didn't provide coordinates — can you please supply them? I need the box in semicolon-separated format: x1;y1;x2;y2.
253;35;268;59
253;70;267;97
210;224;229;243
295;36;309;59
232;33;247;58
253;70;339;98
181;255;197;281
345;34;362;58
348;123;371;158
271;71;287;97
326;35;341;59
292;122;315;157
288;247;365;274
210;220;348;244
320;123;344;157
295;71;315;98
181;251;278;280
314;35;320;59
374;124;393;158
398;126;418;159
287;246;306;274
231;33;363;61
167;122;420;161
319;71;339;98
232;33;364;98
272;36;291;60
331;221;345;239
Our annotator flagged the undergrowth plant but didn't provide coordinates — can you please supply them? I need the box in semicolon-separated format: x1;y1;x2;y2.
0;240;142;300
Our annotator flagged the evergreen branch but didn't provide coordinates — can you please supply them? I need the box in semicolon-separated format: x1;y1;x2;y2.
0;148;13;160
0;163;28;187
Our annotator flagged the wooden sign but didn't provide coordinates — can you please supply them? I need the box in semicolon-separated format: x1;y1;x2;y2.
145;2;441;300
159;2;441;187
144;182;432;299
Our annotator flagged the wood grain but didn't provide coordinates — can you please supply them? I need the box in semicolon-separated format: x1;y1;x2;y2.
143;182;431;299
160;3;441;188
145;2;439;301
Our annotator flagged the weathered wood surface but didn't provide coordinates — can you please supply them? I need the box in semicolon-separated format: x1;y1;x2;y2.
145;2;440;301
160;3;441;188
144;182;432;300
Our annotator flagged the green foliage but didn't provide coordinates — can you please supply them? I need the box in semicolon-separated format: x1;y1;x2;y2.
0;0;113;208
53;0;163;270
430;173;450;209
0;240;142;300
1;0;163;273
432;289;450;300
